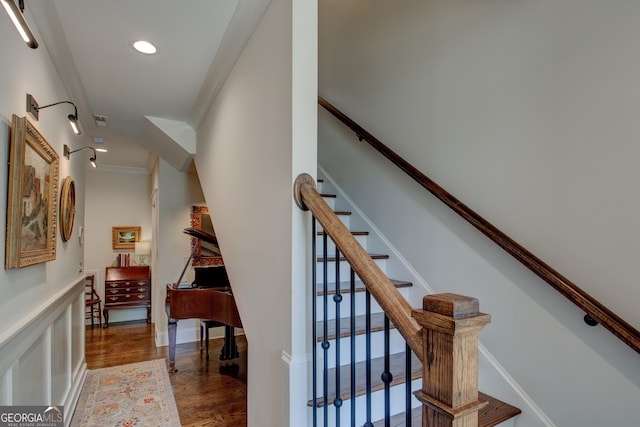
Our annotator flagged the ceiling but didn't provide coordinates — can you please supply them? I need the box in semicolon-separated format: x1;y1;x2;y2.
25;0;268;171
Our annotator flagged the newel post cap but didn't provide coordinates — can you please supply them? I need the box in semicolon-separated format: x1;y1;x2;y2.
423;293;480;318
412;293;491;334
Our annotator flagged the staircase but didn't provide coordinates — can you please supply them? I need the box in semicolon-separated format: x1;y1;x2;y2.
308;177;521;426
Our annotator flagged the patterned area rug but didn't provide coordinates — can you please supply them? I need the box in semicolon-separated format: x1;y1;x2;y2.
71;359;180;427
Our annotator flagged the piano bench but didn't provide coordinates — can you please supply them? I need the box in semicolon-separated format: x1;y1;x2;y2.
200;320;224;359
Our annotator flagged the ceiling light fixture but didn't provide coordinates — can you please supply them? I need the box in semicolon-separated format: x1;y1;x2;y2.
94;115;108;127
1;0;38;48
95;148;108;153
132;40;157;55
64;144;97;168
27;93;81;135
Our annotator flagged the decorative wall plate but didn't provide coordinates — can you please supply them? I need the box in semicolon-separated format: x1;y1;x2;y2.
59;176;76;242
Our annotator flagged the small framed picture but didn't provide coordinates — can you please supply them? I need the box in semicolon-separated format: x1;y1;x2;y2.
112;226;141;249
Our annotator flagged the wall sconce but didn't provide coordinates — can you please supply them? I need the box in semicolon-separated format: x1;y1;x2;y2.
1;0;38;48
64;144;97;168
26;93;81;135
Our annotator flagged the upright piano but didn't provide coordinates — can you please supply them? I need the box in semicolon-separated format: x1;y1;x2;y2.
165;229;242;372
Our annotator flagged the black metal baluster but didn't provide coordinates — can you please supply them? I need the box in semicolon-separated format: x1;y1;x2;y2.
382;315;392;427
334;246;342;425
364;289;373;427
350;269;356;427
311;218;317;426
322;231;330;426
405;343;412;427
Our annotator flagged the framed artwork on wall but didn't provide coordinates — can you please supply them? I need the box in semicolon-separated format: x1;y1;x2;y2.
59;176;76;242
190;205;223;267
5;115;60;269
112;226;141;249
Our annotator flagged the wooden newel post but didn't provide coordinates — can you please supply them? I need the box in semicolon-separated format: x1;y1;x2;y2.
412;293;491;427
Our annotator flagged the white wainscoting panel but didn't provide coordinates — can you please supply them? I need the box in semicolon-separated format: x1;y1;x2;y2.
0;278;86;426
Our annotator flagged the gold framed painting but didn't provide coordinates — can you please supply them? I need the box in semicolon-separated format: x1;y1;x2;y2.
190;205;223;267
59;176;76;242
5;115;59;269
112;226;141;249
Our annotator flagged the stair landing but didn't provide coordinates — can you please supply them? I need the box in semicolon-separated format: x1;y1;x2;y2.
372;393;521;426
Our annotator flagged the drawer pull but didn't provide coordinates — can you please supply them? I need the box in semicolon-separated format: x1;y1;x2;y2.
109;283;118;288
109;297;118;301
125;288;131;292
137;295;146;299
109;290;118;294
138;288;145;292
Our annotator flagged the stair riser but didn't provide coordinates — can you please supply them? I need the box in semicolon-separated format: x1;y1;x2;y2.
321;196;336;210
315;234;367;256
316;329;408;368
316;214;350;231
316;259;387;285
312;379;421;427
315;286;410;318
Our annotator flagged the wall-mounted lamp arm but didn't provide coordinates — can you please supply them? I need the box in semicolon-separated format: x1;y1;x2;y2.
64;145;97;168
27;93;81;135
38;100;79;117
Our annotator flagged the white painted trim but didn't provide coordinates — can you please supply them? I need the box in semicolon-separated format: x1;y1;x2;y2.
479;343;555;427
63;362;87;427
0;278;85;374
44;326;52;403
155;328;198;348
86;164;150;175
0;277;84;424
155;325;245;348
318;165;436;296
1;364;14;405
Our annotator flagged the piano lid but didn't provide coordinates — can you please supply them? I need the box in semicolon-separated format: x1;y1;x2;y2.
183;227;221;256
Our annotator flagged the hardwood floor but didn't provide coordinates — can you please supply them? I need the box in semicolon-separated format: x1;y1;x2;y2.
85;321;247;426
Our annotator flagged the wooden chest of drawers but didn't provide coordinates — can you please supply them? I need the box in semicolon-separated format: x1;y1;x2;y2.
103;266;151;328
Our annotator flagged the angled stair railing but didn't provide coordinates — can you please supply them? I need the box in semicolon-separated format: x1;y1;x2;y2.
295;173;423;357
318;96;640;356
294;174;519;426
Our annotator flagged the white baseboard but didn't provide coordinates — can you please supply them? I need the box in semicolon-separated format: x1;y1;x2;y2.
63;362;87;427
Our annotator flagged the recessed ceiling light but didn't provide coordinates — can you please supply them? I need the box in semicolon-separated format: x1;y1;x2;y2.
132;40;157;55
95;148;108;153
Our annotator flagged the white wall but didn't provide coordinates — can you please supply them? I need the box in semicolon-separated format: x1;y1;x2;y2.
194;0;317;425
319;1;640;426
0;5;86;418
153;159;207;346
84;167;152;323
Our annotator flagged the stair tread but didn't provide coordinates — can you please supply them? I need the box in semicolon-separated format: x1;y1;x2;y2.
307;351;421;407
317;253;389;262
308;349;521;426
317;230;369;236
316;312;395;342
371;392;521;427
316;278;412;296
312;176;521;426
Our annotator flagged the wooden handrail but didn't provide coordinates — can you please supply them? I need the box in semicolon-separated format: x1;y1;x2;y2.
319;96;640;355
294;173;424;360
